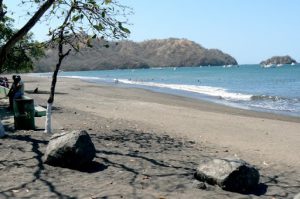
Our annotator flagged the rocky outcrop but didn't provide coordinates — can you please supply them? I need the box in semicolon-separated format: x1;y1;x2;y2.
260;55;297;65
35;38;238;72
194;158;260;193
44;130;96;169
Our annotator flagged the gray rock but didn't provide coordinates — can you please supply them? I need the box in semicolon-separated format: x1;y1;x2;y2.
260;55;297;65
194;158;259;193
44;130;96;168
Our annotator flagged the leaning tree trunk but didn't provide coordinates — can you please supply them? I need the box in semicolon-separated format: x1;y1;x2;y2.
44;46;71;133
0;0;55;68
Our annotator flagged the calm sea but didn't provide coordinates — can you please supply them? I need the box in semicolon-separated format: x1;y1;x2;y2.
35;64;300;117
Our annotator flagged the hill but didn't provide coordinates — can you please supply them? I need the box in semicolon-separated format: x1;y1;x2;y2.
34;38;238;72
260;55;297;65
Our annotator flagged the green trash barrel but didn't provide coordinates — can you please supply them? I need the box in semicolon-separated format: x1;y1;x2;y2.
13;96;35;130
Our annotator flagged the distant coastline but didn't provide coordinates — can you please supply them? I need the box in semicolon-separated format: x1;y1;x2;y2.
35;38;238;72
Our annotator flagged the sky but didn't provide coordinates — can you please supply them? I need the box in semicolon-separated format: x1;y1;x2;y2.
5;0;300;64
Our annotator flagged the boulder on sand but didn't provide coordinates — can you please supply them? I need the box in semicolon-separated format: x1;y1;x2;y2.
44;130;96;168
194;158;260;193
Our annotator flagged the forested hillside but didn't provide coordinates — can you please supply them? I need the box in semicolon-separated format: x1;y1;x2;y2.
35;38;238;72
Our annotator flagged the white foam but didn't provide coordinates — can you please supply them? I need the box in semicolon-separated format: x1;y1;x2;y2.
118;79;252;101
60;75;102;80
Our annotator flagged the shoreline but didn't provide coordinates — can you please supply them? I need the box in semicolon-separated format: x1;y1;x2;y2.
93;80;300;123
23;75;300;166
38;70;300;119
1;75;299;198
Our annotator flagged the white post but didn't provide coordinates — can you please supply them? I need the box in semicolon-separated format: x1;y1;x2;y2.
44;102;52;133
0;121;5;138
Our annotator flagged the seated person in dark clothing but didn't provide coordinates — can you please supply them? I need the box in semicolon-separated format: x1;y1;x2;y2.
7;75;24;111
7;75;16;111
13;76;24;99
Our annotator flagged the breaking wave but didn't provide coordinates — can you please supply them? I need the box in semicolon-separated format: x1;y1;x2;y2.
117;79;253;101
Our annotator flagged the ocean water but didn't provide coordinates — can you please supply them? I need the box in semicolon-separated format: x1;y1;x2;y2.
36;64;300;117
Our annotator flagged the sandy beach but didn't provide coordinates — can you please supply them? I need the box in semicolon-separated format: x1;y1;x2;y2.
0;75;299;198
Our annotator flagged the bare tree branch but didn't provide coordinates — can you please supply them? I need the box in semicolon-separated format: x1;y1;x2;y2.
48;4;74;104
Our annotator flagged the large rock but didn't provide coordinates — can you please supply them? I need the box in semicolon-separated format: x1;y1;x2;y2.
194;158;259;193
44;130;96;168
260;55;297;65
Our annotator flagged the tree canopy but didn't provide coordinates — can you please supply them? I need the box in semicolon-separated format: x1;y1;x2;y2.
0;16;44;73
0;0;131;72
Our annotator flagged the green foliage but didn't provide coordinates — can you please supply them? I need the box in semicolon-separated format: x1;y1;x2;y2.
45;0;131;50
0;0;131;73
0;17;44;73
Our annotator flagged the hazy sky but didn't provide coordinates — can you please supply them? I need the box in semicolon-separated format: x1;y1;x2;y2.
5;0;300;64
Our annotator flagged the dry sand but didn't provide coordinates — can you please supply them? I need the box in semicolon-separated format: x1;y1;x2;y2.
0;75;299;198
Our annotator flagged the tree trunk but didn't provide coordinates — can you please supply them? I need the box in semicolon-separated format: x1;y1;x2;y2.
44;102;52;133
0;0;55;67
44;5;73;133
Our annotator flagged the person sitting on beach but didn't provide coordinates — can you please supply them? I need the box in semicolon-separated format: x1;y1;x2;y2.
13;75;24;99
7;75;17;111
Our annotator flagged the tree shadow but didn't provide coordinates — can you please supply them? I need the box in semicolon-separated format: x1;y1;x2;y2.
0;125;298;198
93;129;210;197
0;134;75;198
25;90;67;95
92;129;300;198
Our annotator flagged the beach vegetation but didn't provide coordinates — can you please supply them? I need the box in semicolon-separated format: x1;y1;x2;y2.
0;10;44;73
0;0;55;70
0;0;131;133
38;0;131;133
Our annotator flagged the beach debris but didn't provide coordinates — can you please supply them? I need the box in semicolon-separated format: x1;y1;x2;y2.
194;158;260;193
44;130;96;169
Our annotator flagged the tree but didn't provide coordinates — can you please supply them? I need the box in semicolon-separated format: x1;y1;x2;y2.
0;0;130;134
43;0;131;133
0;16;44;73
0;0;6;21
0;0;55;69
